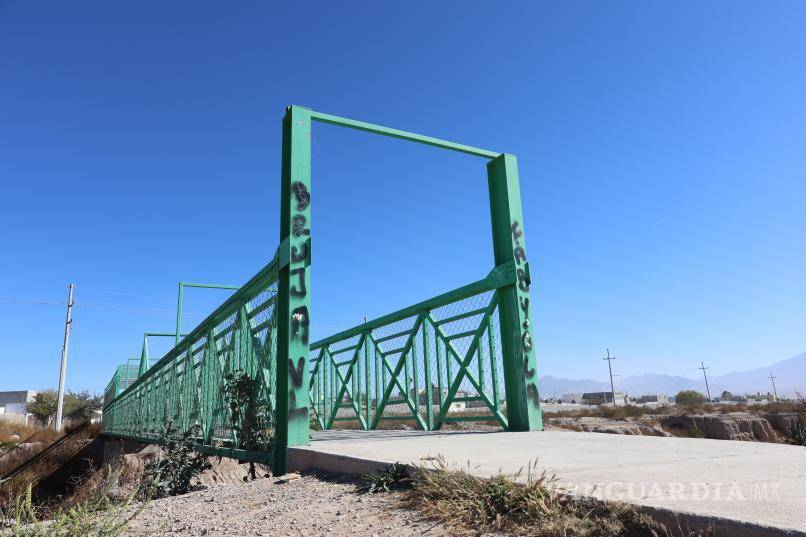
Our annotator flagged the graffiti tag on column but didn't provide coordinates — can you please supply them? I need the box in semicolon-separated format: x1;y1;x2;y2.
292;214;310;237
291;181;310;211
289;357;305;388
288;390;308;419
512;220;539;408
290;267;307;297
291;305;309;344
291;243;308;263
288;176;310;422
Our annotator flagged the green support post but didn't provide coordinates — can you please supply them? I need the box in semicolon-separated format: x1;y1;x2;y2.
364;335;370;427
275;105;312;474
423;318;433;429
487;154;542;431
138;334;149;377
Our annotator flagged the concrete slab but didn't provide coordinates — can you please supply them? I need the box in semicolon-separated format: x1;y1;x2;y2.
289;429;806;536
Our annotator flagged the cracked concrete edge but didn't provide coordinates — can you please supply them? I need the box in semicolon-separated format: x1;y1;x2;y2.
287;447;806;537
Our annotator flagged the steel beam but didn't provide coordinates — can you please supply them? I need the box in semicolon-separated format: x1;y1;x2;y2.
275;105;312;474
487;154;542;431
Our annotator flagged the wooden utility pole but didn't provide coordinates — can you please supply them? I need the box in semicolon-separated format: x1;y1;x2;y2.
55;284;75;432
768;372;778;402
603;349;617;406
698;361;712;403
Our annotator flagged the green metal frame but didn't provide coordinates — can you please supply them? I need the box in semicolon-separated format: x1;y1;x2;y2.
303;107;541;432
103;106;541;475
175;282;241;345
138;332;189;376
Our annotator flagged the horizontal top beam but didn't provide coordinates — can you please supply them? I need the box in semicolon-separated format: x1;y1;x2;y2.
180;282;241;290
145;332;188;337
309;110;501;160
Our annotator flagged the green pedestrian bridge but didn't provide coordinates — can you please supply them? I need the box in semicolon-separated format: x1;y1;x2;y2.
102;106;542;475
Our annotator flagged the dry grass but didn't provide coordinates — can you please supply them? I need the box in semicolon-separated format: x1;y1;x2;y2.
392;457;712;537
1;464;145;536
0;426;63;477
0;422;101;503
0;421;59;448
543;405;670;420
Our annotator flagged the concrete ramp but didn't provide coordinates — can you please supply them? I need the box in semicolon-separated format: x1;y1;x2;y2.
289;429;806;536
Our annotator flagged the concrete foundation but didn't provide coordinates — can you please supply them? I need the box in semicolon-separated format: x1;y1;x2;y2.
289;429;806;536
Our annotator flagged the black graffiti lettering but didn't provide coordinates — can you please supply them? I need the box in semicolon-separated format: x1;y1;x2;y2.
511;221;522;244
519;297;530;317
291;181;310;211
292;214;310;237
287;390;308;419
290;267;307;297
289;357;305;388
291;305;309;344
527;383;540;408
521;330;533;352
513;246;526;265
523;356;536;379
291;243;308;263
517;268;530;292
289;405;309;420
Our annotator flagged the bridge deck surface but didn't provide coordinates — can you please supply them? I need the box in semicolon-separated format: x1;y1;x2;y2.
289;429;806;535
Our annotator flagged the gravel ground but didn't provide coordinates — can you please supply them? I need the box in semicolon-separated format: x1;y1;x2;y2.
124;473;451;536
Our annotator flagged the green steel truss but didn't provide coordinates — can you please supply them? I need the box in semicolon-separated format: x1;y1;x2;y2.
309;264;518;430
103;258;280;463
103;106;542;473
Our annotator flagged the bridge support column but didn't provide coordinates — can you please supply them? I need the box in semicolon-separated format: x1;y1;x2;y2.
275;105;312;474
487;154;542;431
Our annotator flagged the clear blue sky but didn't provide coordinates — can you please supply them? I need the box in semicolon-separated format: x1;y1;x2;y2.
1;1;804;393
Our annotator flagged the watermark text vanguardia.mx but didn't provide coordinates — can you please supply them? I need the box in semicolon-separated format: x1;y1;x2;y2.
560;481;781;502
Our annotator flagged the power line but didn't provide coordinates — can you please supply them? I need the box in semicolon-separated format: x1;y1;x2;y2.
768;372;778;402
603;349;618;407
0;299;65;305
698;361;712;403
55;284;74;433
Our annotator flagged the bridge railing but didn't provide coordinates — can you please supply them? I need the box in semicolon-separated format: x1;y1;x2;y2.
309;262;519;431
102;256;280;462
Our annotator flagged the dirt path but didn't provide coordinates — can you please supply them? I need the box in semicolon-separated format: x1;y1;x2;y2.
125;473;450;536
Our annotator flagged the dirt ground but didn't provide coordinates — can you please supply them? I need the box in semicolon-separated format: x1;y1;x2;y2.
124;472;450;537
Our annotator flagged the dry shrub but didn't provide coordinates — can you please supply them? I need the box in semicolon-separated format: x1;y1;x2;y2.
0;422;41;445
1;464;145;536
400;457;667;537
544;405;662;421
598;405;648;420
0;421;102;499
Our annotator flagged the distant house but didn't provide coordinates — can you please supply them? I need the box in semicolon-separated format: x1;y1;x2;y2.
635;394;669;405
582;391;626;406
561;393;584;404
0;390;36;424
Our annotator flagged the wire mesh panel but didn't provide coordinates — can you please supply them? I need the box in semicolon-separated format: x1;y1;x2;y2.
102;257;280;461
309;274;510;431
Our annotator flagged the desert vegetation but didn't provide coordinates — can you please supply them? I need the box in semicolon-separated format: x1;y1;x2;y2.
360;458;713;537
542;395;806;445
0;420;212;536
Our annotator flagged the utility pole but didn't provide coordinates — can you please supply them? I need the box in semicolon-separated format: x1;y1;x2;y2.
603;349;617;407
698;361;712;403
768;372;778;402
55;284;75;432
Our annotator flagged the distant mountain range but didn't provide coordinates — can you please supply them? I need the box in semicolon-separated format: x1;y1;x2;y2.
538;351;806;398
